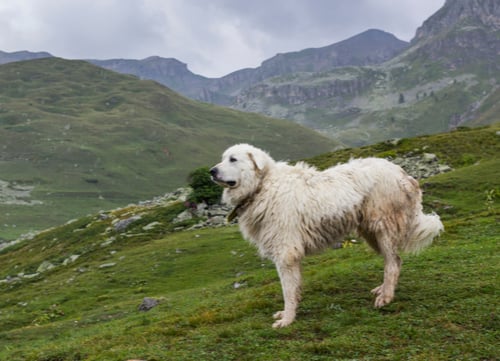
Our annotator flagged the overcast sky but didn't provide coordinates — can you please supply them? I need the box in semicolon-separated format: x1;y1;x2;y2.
0;0;445;78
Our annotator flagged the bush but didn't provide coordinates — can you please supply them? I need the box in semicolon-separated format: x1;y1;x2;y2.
187;167;223;205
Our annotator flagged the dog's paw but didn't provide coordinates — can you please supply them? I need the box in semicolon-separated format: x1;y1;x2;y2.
272;317;294;328
273;311;284;320
374;293;393;308
272;310;295;328
371;285;383;296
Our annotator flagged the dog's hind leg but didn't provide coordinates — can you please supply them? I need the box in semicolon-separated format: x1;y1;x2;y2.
272;261;302;328
371;237;402;308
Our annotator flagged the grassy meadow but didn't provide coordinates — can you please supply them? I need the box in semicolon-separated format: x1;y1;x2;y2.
0;124;498;360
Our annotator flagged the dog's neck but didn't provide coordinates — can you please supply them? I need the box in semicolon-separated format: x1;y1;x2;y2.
227;176;264;222
227;154;269;222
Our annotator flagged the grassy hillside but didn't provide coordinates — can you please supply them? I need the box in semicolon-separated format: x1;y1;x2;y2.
0;58;338;240
0;124;498;360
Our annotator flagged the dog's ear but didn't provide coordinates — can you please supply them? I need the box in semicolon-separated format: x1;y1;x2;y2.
248;151;268;173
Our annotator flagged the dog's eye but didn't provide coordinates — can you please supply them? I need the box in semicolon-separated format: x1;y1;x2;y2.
229;156;237;163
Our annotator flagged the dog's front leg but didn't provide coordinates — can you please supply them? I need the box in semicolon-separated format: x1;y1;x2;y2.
272;261;302;328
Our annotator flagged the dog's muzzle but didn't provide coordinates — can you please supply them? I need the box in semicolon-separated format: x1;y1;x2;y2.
209;167;236;187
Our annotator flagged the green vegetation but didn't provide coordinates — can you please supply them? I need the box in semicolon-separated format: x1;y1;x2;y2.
0;124;498;360
0;58;338;239
187;167;222;205
306;124;500;170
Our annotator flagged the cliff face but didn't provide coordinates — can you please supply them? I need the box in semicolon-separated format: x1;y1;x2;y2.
235;72;376;107
414;0;500;40
204;29;407;102
85;29;407;105
410;0;500;68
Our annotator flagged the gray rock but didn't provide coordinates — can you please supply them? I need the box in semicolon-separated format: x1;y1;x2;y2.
138;297;159;311
63;254;80;265
173;210;192;223
207;215;226;226
113;215;141;232
423;153;437;162
37;261;55;273
438;165;452;173
389;152;452;179
100;237;115;247
143;221;161;230
99;263;116;269
23;273;40;279
233;281;247;289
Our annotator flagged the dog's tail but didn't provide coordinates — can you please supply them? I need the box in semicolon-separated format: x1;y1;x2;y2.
402;212;444;254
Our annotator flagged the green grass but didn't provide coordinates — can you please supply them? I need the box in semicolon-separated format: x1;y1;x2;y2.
0;58;338;239
306;123;500;170
0;217;498;360
0;124;498;360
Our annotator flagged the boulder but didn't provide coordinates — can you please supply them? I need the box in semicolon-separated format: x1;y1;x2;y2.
173;210;192;223
113;215;141;232
142;221;161;231
138;297;159;312
37;261;55;273
99;263;116;269
63;255;80;266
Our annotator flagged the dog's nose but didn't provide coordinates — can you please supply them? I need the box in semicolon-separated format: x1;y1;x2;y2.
209;167;218;177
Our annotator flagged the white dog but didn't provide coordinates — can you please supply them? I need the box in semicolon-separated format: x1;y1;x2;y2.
210;144;443;328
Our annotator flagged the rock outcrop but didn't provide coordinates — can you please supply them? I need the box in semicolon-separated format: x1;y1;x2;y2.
410;0;500;69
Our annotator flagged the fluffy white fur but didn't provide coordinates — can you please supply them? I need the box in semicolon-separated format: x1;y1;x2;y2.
210;144;443;328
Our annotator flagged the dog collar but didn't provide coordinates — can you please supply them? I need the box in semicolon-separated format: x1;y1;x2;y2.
227;204;243;222
227;182;263;222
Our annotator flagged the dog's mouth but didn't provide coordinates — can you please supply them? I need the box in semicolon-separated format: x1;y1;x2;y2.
211;177;237;188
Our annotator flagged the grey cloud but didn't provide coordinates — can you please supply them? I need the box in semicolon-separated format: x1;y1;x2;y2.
0;0;445;77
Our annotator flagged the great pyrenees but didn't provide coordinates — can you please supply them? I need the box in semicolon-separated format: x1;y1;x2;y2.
210;144;443;328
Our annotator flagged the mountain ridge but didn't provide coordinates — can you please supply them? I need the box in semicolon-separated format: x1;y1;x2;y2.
0;57;337;239
89;29;408;104
231;0;500;144
0;50;52;65
0;28;408;104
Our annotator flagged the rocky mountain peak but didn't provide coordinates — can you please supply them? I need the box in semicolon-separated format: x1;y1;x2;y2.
259;29;408;75
407;0;500;69
413;0;500;42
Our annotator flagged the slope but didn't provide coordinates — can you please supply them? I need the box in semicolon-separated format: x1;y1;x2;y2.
231;0;500;145
0;57;338;239
0;123;498;360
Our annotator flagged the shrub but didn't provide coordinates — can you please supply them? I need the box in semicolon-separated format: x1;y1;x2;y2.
187;167;222;205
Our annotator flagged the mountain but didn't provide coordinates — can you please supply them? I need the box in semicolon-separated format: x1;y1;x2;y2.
255;29;408;73
231;0;500;145
409;0;500;68
0;57;338;239
89;57;213;101
2;3;499;148
0;50;53;65
89;29;408;105
89;2;500;146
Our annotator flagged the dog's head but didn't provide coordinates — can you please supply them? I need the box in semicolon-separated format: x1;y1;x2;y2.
210;144;274;205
